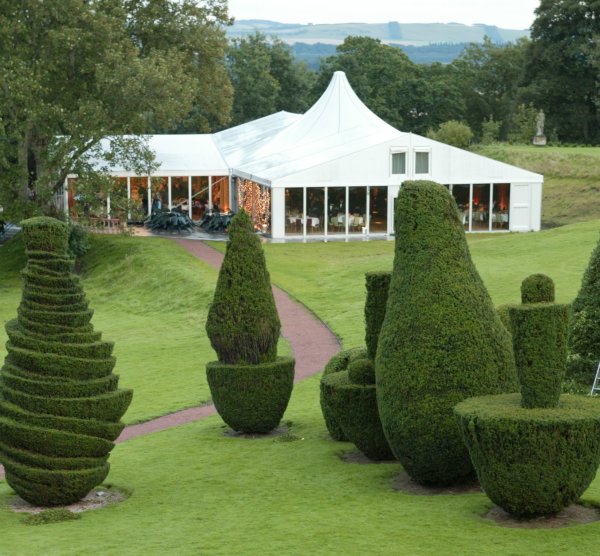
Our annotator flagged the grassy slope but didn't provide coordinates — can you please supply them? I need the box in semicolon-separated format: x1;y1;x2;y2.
472;144;600;228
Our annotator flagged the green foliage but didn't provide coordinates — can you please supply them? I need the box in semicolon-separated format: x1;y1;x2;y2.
376;180;518;485
510;303;569;408
521;273;555;303
0;217;131;506
319;347;367;440
495;304;514;335
569;233;600;380
455;393;600;516
427;120;473;149
364;271;391;360
22;509;81;526
481;116;501;144
507;104;538;144
206;211;281;365
206;357;294;433
321;371;393;460
347;358;375;386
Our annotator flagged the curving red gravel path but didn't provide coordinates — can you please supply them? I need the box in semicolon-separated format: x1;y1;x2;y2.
0;239;340;480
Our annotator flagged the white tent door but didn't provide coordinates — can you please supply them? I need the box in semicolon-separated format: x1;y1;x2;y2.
509;183;532;232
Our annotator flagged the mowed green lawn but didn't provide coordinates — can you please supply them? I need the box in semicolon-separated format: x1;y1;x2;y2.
0;220;599;554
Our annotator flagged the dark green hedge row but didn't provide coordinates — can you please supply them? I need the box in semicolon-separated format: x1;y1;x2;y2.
2;370;118;399
319;347;368;441
509;303;569;408
206;356;294;433
376;181;518;486
3;455;109;507
322;371;393;460
7;346;116;379
0;400;124;441
521;274;555;304
455;393;600;516
364;272;391;360
495;304;515;335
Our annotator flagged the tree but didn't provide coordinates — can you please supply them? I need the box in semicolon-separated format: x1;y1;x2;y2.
525;0;600;143
427;120;473;149
0;0;232;220
227;32;315;126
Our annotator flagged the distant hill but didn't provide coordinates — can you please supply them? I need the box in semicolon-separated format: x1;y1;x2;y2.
228;20;529;67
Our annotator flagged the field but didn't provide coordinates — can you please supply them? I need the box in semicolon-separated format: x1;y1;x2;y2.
0;217;599;554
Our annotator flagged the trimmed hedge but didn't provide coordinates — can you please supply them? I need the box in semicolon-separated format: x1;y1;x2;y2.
206;357;294;433
321;371;393;460
365;272;391;360
376;181;518;486
0;217;132;506
206;210;280;365
455;393;600;516
509;303;569;408
347;357;375;385
319;347;368;440
495;304;515;335
521;274;555;304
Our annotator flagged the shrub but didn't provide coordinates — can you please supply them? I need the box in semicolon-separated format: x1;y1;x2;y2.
520;274;555;304
375;181;518;485
0;217;132;506
496;304;515;335
347;358;375;385
568;233;600;380
321;371;393;460
509;303;569;408
364;272;391;360
319;347;367;440
206;357;294;433
428;120;473;149
68;222;91;259
455;393;600;516
206;210;280;365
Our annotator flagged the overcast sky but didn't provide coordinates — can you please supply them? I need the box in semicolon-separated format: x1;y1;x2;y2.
227;0;541;30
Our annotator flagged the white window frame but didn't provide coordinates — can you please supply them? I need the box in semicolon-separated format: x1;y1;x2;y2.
414;147;431;177
390;148;408;176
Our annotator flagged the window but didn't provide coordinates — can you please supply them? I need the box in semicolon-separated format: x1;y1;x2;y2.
415;151;430;174
391;152;406;174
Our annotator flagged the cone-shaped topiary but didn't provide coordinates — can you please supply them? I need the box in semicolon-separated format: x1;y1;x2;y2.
205;210;293;433
521;274;555;304
206;210;280;365
365;272;391;360
376;181;518;486
0;217;132;506
568;233;600;380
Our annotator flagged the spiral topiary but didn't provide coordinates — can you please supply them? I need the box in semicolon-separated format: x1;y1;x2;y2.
206;210;294;433
0;217;132;506
376;181;518;486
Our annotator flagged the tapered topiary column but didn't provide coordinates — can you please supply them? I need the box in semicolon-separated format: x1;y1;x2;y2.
376;181;518;486
0;217;132;506
206;210;294;433
456;275;600;516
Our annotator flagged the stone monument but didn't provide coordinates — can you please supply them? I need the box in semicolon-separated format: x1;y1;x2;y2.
533;109;547;146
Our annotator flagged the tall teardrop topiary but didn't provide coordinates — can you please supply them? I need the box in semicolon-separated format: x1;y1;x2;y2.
206;210;294;433
0;217;132;506
568;233;600;380
376;181;518;486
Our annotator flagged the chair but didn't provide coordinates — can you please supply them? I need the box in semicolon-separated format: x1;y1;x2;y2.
295;218;302;233
306;218;313;232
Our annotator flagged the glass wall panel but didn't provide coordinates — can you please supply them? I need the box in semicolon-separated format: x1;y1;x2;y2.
151;177;167;214
171;177;188;212
328;186;346;235
369;187;388;233
492;183;510;230
212;176;229;212
130;177;149;220
285;188;303;234
306;187;324;235
191;176;208;220
472;184;491;231
349;187;367;233
452;184;470;230
391;152;406;174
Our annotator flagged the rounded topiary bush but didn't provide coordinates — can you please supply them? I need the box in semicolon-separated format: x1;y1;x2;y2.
521;274;555;304
206;210;293;433
364;272;391;360
347;358;375;385
319;347;367;440
321;370;393;460
376;181;518;486
455;393;600;516
0;217;132;506
206;357;295;433
509;303;569;408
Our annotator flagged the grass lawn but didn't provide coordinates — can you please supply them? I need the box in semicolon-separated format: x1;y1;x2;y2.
0;221;600;554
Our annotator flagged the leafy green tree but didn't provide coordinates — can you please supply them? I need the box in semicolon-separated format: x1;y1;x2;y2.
481;116;501;144
427;120;473;149
0;0;232;220
525;0;600;143
507;104;538;144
